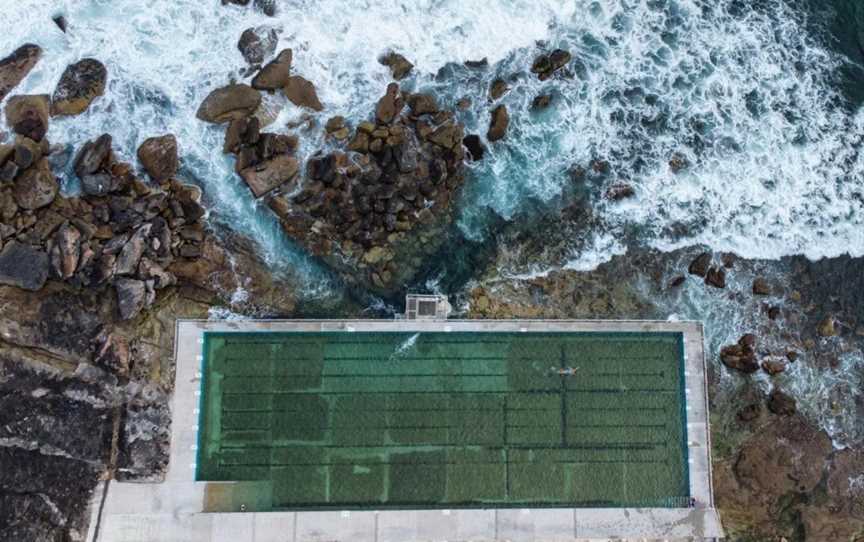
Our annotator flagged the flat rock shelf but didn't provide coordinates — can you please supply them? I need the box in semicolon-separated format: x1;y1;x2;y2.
196;331;690;511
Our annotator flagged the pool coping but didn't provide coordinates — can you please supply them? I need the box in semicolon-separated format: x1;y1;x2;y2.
86;319;723;541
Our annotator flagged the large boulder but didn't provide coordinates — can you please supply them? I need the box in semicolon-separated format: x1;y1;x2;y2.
4;94;50;142
13;159;58;210
251;49;292;90
136;134;178;182
51;59;107;116
237;26;278;65
379;52;413;80
487;104;509;142
0;44;41;102
0;241;49;290
73;134;113;177
253;0;277;16
196;84;261;124
687;251;711;277
720;334;759;373
239;154;299;198
283;76;323;111
114;278;147;320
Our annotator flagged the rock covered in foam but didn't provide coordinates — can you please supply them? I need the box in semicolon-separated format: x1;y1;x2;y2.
237;26;278;65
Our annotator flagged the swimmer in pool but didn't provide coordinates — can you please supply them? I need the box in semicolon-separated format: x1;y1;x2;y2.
552;366;579;376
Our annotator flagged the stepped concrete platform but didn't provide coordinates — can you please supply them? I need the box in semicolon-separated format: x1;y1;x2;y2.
86;319;723;542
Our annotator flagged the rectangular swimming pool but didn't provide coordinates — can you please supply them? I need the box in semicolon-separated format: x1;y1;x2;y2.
196;331;689;510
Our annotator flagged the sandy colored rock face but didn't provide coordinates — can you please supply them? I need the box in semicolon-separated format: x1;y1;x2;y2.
196;84;262;124
283;75;323;111
137;134;178;182
51;58;107;117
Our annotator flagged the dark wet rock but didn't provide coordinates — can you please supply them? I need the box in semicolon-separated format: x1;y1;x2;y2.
53;14;68;33
464;58;488;69
13;158;58;210
669;152;688;173
720;252;736;268
720;334;759;373
222;0;250;5
605;182;635;200
13;136;43;170
196;84;261;124
532;94;552;110
237;26;278;65
0;43;42;102
51;58;107;116
137;134;178;182
767;306;781;320
0;241;49;290
668;275;686;288
489;78;509;101
4;94;50;142
253;0;277;16
767;389;796;416
379;51;414;80
251;48;292;90
487;104;509;142
283;75;323;111
240;154;299;198
531;48;570;80
376;82;403;124
224;116;260;154
752;277;771;295
705;266;726;288
463;134;485;161
115;278;147;320
407;93;438;116
74;133;113;177
687;251;711;277
79;173;115;197
115;224;151;276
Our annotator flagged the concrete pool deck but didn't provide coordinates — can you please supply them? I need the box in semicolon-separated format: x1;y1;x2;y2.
86;319;724;541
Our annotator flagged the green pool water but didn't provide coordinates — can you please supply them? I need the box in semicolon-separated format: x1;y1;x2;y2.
196;331;690;510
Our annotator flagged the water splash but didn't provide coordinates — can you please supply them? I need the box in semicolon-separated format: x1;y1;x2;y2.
389;333;420;361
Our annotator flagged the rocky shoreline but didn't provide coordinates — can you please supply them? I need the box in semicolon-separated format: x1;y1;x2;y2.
1;20;863;542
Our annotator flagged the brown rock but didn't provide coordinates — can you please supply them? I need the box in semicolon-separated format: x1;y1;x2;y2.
93;332;131;378
73;134;112;177
767;389;796;416
13;136;43;169
239;154;299;198
705;267;726;288
4;94;50;141
49;223;81;279
532;94;552;110
687;252;711;277
196;84;261;124
251;49;293;90
51;58;107;116
428;124;462;149
752;277;771;295
487;104;509;142
489;78;508;101
347;132;370;153
668;275;686;288
115;224;151;276
283;75;323;111
13;158;57;210
375;82;403;124
761;358;786;375
817;316;837;337
379;52;413;80
407;93;438;116
0;44;42;102
720;334;759;373
223;116;260;154
325;116;345;133
237;26;278;65
137;134;178;182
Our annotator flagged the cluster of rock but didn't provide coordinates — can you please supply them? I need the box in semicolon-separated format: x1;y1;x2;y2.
530;49;572;80
0;93;206;321
221;0;277;16
269;83;469;295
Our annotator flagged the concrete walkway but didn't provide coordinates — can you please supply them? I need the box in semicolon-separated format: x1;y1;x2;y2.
86;319;723;542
